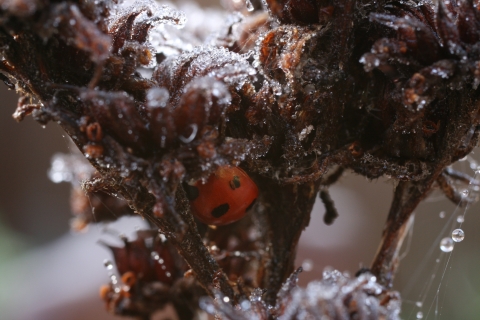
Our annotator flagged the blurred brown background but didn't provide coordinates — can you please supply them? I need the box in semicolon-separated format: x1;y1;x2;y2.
1;1;480;318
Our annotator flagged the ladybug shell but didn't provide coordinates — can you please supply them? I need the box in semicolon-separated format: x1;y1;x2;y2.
186;166;258;226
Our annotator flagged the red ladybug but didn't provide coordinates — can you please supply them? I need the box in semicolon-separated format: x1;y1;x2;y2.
184;166;258;226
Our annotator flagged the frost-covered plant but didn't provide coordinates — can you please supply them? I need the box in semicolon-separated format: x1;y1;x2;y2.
1;0;480;318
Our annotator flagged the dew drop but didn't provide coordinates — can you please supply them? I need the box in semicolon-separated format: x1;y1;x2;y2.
440;237;454;252
159;233;167;242
457;215;465;223
151;251;160;260
223;296;230;303
146;87;169;108
415;301;423;308
416;311;423;319
439;211;445;219
240;300;251;310
452;229;465;242
302;259;313;272
103;259;114;270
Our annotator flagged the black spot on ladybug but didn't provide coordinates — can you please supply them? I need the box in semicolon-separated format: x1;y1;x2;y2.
211;203;230;218
245;198;256;212
229;176;241;190
183;182;199;201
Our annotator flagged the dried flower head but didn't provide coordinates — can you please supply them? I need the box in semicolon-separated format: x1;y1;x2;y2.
1;0;480;318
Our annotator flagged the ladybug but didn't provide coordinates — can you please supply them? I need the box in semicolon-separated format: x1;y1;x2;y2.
183;166;258;226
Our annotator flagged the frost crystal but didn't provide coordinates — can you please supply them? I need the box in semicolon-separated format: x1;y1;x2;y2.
201;269;401;320
48;153;95;184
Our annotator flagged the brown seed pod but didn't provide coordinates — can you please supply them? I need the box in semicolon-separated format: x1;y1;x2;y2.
83;143;104;159
348;141;363;158
86;122;103;142
121;271;137;287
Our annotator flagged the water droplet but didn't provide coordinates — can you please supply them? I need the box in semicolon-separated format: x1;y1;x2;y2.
439;211;446;218
452;229;465;242
223;296;230;303
166;272;171;277
240;300;251;310
302;259;313;272
462;189;469;197
440;237;454;252
457;215;465;223
416;301;423;308
159;233;167;242
416;311;423;319
103;259;114;270
146;87;169;108
151;252;160;260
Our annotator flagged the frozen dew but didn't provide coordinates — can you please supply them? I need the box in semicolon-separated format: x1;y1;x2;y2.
240;300;251;310
457;215;465;223
298;125;314;141
440;237;454;252
112;1;187;29
451;229;465;242
301;259;314;272
110;274;118;285
201;268;401;318
48;156;73;183
470;160;479;170
159;233;167;242
48;153;95;183
439;211;446;219
103;259;114;270
146;87;169;108
416;311;423;319
199;298;216;314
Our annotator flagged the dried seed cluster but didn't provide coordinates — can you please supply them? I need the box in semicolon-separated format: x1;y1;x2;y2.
1;0;480;318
